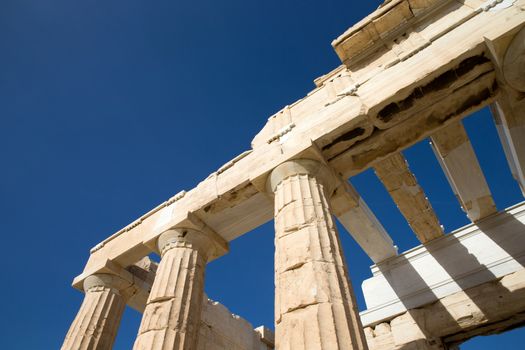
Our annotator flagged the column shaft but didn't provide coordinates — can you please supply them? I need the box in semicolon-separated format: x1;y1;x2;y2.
61;276;127;350
271;160;368;350
133;231;208;350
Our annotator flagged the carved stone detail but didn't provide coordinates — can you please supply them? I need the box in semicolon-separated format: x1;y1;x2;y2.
503;26;525;92
269;159;368;350
132;229;216;350
61;274;130;350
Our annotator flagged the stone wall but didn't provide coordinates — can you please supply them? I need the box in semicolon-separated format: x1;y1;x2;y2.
198;296;274;350
363;269;525;349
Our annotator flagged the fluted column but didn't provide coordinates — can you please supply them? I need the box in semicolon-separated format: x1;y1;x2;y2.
133;228;215;350
268;159;368;350
61;274;131;350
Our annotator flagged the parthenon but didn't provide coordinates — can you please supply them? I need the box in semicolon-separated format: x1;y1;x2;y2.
62;0;525;349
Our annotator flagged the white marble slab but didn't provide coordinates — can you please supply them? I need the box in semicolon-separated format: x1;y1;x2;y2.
360;201;525;326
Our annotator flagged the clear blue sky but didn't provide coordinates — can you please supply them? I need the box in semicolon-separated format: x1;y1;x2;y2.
1;1;523;349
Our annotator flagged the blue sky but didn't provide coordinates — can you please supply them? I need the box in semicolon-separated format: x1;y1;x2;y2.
1;1;523;349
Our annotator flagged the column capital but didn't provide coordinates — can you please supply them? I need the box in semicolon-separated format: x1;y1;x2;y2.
267;158;337;195
83;273;132;294
134;228;211;349
271;158;369;348
157;228;224;261
63;274;128;350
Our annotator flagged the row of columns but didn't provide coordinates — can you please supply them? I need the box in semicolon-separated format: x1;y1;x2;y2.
62;159;369;350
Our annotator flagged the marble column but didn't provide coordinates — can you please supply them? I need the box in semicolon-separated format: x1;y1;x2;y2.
61;274;131;350
133;228;215;350
268;159;368;350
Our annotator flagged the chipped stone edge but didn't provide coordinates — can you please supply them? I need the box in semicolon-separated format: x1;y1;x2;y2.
267;123;296;144
90;190;187;253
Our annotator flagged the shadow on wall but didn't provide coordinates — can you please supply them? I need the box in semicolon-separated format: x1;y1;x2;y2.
373;210;525;349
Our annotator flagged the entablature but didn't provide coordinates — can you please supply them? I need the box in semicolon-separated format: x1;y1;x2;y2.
73;0;525;289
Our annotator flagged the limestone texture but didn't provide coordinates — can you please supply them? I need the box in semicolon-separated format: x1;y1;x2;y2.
198;297;274;350
133;229;211;350
374;153;443;243
61;274;129;350
364;268;525;349
270;159;368;350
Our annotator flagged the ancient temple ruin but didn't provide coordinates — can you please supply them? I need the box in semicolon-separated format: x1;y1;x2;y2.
61;0;525;349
